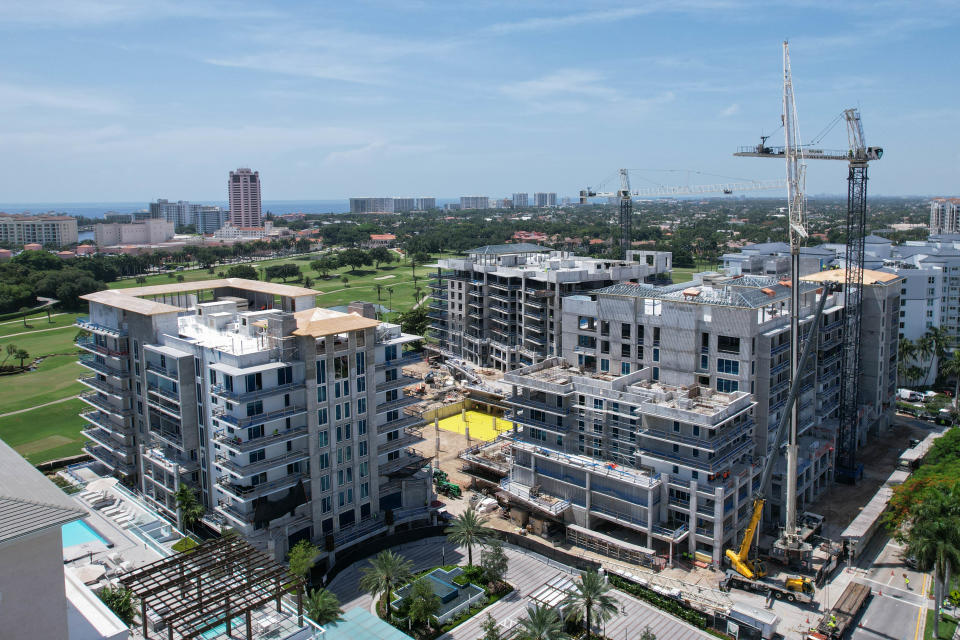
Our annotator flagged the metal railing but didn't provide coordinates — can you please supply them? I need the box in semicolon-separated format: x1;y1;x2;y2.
500;478;571;514
213;424;309;452
214;404;307;428
216;449;309;477
80;391;131;417
210;381;304;402
75;316;127;336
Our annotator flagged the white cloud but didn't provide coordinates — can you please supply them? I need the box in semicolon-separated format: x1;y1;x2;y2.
500;69;619;100
719;103;740;117
1;0;277;27
0;82;122;114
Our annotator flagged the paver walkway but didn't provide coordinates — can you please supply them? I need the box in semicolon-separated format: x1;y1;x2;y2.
326;536;712;640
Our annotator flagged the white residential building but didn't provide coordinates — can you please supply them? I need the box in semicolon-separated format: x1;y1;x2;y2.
534;192;557;207
930;198;960;236
512;193;529;208
95;219;175;246
75;281;433;564
459;196;489;210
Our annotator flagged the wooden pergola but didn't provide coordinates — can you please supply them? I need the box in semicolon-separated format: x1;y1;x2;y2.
119;536;304;640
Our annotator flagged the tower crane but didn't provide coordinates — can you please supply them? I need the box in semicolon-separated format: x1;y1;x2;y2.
578;172;786;259
735;44;882;484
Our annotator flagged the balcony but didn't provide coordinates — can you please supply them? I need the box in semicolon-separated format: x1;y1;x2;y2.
377;374;420;393
524;335;547;346
216;471;308;500
84;444;135;475
375;394;420;414
145;362;178;381
378;413;425;434
79;392;131;418
210;381;304;403
147;381;180;404
82;427;131;453
770;341;789;357
76;337;128;358
500;478;570;515
143;447;200;474
639;419;754;453
379;352;424;368
146;394;181;419
214;424;309;453
78;375;129;398
379;448;429;475
78;355;126;378
80;410;130;437
216;449;309;478
380;430;424;453
588;503;648;529
214;404;307;428
652;522;689;541
75;316;127;336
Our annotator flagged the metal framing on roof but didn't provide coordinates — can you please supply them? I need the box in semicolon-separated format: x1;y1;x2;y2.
118;536;304;640
467;243;551;255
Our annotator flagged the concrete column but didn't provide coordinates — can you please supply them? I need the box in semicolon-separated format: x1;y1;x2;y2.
688;480;698;555
584;471;592;528
714;487;724;565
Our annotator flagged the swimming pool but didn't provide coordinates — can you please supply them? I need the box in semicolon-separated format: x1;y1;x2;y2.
62;519;108;547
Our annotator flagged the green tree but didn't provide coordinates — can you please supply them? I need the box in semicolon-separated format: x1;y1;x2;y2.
640;626;657;640
898;337;917;383
358;550;413;619
341;276;349;287
903;484;960;638
305;588;343;626
288;540;320;585
370;247;393;269
515;603;569;640
409;251;430;278
16;348;29;369
97;585;137;625
406;577;441;634
561;570;619;640
397;306;429;337
943;351;960;410
339;248;371;272
481;613;503;640
480;538;509;586
174;485;204;530
226;264;259;280
312;254;339;277
386;287;394;317
176;274;185;282
20;306;30;326
444;507;493;566
2;343;17;367
926;326;952;369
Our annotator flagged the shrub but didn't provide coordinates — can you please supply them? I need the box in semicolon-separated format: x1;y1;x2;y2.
172;537;198;554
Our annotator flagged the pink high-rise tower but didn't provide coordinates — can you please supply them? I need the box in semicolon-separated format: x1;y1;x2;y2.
228;168;262;227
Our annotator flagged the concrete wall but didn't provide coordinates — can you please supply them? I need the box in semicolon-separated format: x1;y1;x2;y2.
0;528;70;640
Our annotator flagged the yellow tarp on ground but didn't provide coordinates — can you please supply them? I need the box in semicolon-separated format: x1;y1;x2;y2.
434;410;512;442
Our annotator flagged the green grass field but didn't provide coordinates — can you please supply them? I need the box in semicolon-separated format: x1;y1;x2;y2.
107;252;328;289
0;397;87;464
0;324;79;359
0;355;84;414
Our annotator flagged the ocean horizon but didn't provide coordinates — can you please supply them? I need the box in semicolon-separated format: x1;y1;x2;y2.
0;198;463;218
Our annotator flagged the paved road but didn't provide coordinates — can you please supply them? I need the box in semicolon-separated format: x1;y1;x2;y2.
326;536;713;640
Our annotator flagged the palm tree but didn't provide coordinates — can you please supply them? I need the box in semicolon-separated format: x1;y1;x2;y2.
898;337;917;383
917;334;935;377
516;604;569;640
942;350;960;410
444;507;493;566
386;287;394;319
174;485;204;531
358;550;413;619
406;577;441;635
926;326;952;367
562;570;619;640
305;588;343;626
905;485;960;638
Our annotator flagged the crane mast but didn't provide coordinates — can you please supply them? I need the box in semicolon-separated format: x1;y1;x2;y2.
618;168;632;260
780;40;806;553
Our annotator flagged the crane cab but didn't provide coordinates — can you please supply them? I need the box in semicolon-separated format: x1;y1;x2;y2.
866;146;883;160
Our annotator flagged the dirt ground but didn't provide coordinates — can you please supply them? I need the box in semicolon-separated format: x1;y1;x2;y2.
810;415;935;540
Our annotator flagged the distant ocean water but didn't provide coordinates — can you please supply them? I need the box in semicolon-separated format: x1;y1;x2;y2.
0;198;462;218
0;200;352;217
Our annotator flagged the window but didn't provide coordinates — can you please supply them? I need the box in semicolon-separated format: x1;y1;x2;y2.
318;385;327;402
621;362;631;375
653;367;660;381
317;359;326;383
577;335;596;348
356;352;366;375
278;366;293;385
248;425;263;440
318;430;329;447
245;372;262;392
718;335;740;354
601;321;610;336
700;354;708;370
357;375;365;392
318;453;329;469
360;482;369;499
360;461;369;477
621;323;631;339
636;345;644;360
249;449;265;463
621;344;631;358
717;359;740;375
358;441;367;457
246;400;263;417
318;408;328;425
357;419;367;436
357;398;366;414
600;358;609;372
716;378;739;393
334;355;349;379
636;325;644;344
579;316;596;330
320;475;330;492
321;496;331;513
643;299;662;316
601;340;610;354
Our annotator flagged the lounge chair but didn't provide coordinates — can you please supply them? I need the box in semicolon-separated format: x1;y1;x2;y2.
78;489;100;500
82;490;106;504
93;498;118;511
114;513;135;525
101;504;125;517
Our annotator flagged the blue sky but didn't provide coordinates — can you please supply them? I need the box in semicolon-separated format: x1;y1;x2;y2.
1;0;957;202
